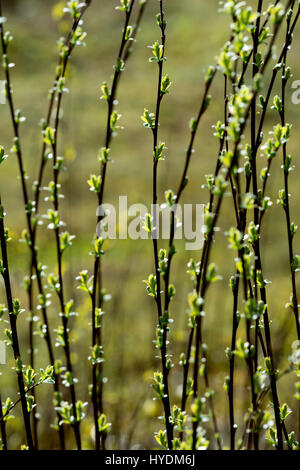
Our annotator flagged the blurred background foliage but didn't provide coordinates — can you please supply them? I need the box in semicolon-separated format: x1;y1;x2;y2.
0;0;300;449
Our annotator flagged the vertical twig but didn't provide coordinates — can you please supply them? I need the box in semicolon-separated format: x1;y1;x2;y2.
0;198;34;449
0;394;7;450
89;0;146;450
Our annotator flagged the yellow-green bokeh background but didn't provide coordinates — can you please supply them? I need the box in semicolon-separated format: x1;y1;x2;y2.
1;0;300;449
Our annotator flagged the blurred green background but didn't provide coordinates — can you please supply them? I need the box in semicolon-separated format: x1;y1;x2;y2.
1;0;300;450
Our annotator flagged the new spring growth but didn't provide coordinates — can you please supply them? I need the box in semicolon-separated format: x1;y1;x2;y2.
64;1;86;18
152;372;165;401
56;401;88;425
88;174;102;193
156;11;167;29
282;154;293;175
55;326;66;348
149;41;164;63
190;118;197;133
58;40;69;60
141;109;155;129
47;209;63;230
101;82;110;101
273;123;291;148
59;231;75;254
222;147;237;168
235;253;252;279
0;146;7;164
77;270;93;295
227;227;243;251
114;57;125;73
4;329;13;346
155;430;168;450
278;188;287;208
98;414;111;434
0;304;6;322
158;249;168;277
144;274;157;298
1;398;13;422
188;292;204;327
245;221;259;245
218;44;234;78
116;0;130;13
154;142;166;161
88;345;103;365
220;0;258;31
161;74;172;94
169;406;186;433
283;66;292;82
23;366;36;388
279;403;292;422
290;221;298;238
94;308;104;329
71;27;87;47
264;356;275;376
234;339;251;360
110;111;122;133
56;76;69;95
191;398;207;424
203;212;215;238
143;213;153;233
227;86;253;142
99;147;111;163
90;237;104;257
205;65;215;85
12;299;24;317
165;189;176;208
44;181;62;203
244;298;266;322
14;109;26;125
156;325;164;349
44;126;56;146
157;256;175;296
291;255;300;273
125;25;133;41
213;175;228;197
2;29;13;47
268;3;286;25
187;259;200;281
48;274;61;293
11;137;20;154
62;299;77;319
2;53;14;71
272;95;283;114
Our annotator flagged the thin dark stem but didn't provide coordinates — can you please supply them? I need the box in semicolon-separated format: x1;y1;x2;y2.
33;3;92;217
280;6;300;342
0;0;79;449
243;0;264;449
228;276;239;450
0;382;40;423
51;90;81;450
191;3;293;448
122;0;148;62
164;69;216;315
44;4;93;451
31;2;92;449
178;6;282;445
0;394;7;450
149;1;173;450
249;1;299;450
27;262;38;448
89;0;143;450
278;3;300;445
0;198;34;449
